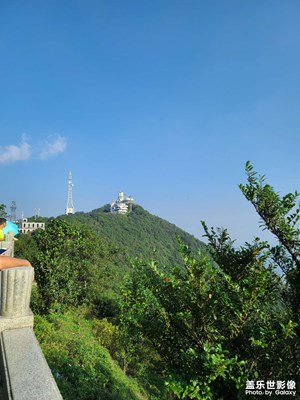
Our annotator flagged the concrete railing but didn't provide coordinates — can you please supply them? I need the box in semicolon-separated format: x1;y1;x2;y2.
0;266;63;400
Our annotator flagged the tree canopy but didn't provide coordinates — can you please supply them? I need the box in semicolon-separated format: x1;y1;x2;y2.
12;164;300;398
119;163;300;399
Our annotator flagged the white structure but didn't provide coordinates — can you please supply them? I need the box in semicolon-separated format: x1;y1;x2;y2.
65;171;75;215
111;191;134;214
18;218;45;234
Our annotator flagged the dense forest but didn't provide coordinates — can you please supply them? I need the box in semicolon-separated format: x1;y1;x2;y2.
11;163;300;399
59;203;206;266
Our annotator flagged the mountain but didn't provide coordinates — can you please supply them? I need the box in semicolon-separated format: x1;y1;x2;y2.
59;204;206;267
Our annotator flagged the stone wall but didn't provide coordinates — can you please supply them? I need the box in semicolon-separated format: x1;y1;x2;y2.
0;266;63;400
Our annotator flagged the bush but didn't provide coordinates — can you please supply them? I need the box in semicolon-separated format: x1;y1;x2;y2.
34;310;147;400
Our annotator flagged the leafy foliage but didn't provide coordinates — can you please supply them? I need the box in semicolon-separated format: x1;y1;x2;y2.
16;218;121;314
34;310;147;400
14;232;39;262
59;204;205;267
13;168;300;399
239;161;300;319
0;203;6;218
120;239;295;399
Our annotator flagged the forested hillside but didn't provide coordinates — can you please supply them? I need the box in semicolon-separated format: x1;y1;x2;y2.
13;165;300;399
14;204;207;399
59;204;206;266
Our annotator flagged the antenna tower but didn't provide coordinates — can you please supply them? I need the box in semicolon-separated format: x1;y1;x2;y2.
65;171;75;215
34;208;40;220
10;201;17;222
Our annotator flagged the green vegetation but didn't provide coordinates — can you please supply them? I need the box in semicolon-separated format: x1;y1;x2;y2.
59;204;205;267
17;218;126;318
34;310;147;400
0;203;6;218
12;163;300;399
239;162;300;318
121;240;296;399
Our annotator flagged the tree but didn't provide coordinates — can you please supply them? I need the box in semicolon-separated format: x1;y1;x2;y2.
120;240;293;399
0;203;6;218
28;218;113;313
239;161;300;320
120;162;300;399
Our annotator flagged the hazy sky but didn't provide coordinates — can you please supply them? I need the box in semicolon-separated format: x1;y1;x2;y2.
1;1;299;244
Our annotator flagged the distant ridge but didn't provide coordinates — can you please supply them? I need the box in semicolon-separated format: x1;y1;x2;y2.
60;204;206;266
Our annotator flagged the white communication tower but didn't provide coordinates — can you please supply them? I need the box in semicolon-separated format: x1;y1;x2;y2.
65;171;75;215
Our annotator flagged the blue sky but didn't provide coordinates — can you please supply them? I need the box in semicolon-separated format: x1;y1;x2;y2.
1;0;300;244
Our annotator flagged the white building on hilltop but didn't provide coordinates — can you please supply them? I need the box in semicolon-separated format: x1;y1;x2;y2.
18;218;45;234
111;192;134;214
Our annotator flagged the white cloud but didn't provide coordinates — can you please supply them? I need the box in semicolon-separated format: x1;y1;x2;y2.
0;134;67;164
0;136;31;164
38;135;67;160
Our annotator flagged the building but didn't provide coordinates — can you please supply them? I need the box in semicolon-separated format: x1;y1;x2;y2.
18;218;45;234
111;191;134;214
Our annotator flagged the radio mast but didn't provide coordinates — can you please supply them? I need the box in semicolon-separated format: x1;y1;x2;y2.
65;171;75;215
10;201;17;222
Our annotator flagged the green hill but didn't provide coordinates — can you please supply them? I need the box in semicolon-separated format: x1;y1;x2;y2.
59;204;205;267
